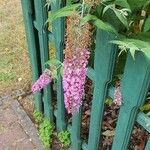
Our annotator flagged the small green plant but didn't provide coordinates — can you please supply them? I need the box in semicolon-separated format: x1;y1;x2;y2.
105;97;113;106
58;130;71;148
39;118;54;150
33;110;43;124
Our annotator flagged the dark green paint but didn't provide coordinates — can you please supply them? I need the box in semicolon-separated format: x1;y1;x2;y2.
51;1;66;131
87;30;117;150
34;0;53;121
21;0;42;112
112;52;150;150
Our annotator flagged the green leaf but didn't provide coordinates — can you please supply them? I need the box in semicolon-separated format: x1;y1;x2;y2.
141;48;150;60
140;104;150;112
81;14;117;34
113;9;128;27
102;4;129;28
47;4;81;23
102;130;115;137
111;38;150;60
143;15;150;32
115;0;131;9
46;59;62;67
51;69;58;80
128;0;148;11
102;5;112;15
128;43;139;59
105;98;113;106
146;112;150;116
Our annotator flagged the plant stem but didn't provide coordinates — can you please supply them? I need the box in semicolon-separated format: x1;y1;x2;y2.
81;0;85;18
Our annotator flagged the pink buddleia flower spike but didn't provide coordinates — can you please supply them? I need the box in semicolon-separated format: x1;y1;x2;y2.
63;49;90;114
31;69;52;94
114;81;123;106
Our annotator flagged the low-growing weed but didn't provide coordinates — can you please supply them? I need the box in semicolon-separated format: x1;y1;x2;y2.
58;130;71;148
33;110;43;124
39;118;54;150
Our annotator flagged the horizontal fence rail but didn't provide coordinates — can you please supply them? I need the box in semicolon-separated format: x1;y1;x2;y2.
21;0;150;150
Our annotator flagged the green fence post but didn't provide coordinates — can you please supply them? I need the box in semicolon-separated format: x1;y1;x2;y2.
71;109;82;150
145;138;150;150
21;0;42;112
34;0;53;121
87;30;117;150
112;52;150;150
51;1;66;131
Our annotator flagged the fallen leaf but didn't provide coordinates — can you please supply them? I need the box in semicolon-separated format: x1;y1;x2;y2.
102;130;115;137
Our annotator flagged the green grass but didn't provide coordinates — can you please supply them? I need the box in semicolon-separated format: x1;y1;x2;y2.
0;72;15;82
0;0;31;94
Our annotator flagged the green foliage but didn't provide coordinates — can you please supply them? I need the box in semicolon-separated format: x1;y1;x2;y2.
114;0;131;9
45;0;51;9
33;110;54;149
46;59;62;67
140;104;150;112
102;4;130;28
46;59;63;80
81;14;117;34
105;97;113;106
46;0;150;60
33;110;43;124
0;72;15;82
143;15;150;32
58;131;71;147
127;0;148;11
39;118;54;150
47;4;81;23
110;38;150;59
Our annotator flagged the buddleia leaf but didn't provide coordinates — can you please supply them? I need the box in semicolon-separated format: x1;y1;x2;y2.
47;4;81;23
115;0;131;9
140;104;150;112
46;59;62;67
110;39;150;60
81;14;117;34
143;16;150;32
113;9;128;27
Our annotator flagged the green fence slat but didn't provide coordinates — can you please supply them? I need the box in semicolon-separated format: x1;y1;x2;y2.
87;67;96;81
145;138;150;150
87;30;117;150
71;109;82;150
34;0;53;121
21;0;42;112
51;1;66;131
112;52;150;150
136;112;150;133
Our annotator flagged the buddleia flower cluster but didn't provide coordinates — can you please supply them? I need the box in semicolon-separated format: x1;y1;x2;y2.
63;49;90;114
63;13;92;114
31;69;52;94
114;81;123;106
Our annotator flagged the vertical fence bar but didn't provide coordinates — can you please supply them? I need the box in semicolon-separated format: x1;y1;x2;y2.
71;109;82;150
51;1;66;131
87;30;117;150
21;0;42;112
145;138;150;150
34;0;53;121
112;52;150;150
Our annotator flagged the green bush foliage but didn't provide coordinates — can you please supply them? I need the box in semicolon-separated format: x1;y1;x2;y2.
33;110;43;124
39;119;54;150
58;130;71;147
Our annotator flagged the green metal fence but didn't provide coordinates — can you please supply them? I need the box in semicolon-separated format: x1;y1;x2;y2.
21;0;150;150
